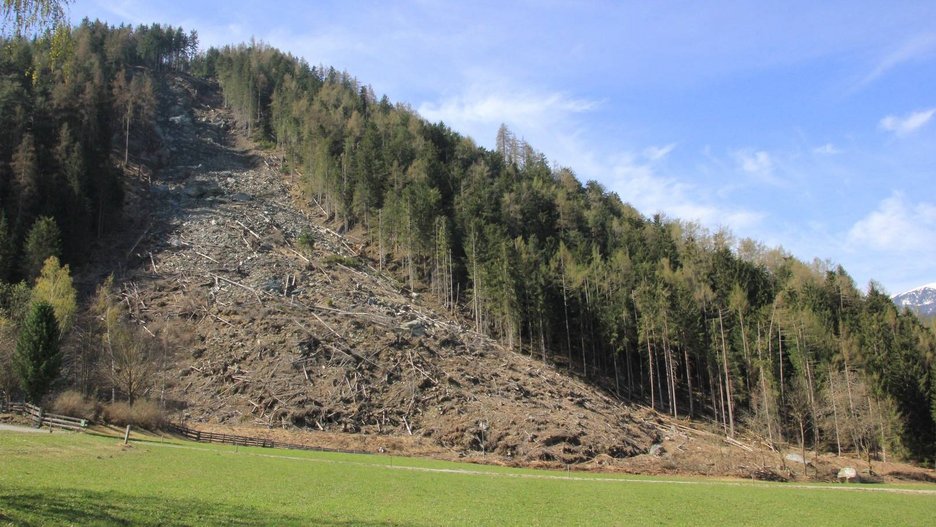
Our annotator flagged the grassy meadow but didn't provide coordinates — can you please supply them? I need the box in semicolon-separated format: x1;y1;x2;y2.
1;429;934;526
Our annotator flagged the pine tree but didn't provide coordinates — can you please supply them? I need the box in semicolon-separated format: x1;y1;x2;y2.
13;301;61;402
21;216;61;281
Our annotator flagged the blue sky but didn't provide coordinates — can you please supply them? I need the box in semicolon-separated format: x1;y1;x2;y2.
70;1;936;295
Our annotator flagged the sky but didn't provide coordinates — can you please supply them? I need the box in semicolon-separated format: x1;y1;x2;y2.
69;1;936;295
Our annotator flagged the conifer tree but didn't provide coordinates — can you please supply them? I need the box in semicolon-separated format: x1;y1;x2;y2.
13;300;61;402
21;216;61;281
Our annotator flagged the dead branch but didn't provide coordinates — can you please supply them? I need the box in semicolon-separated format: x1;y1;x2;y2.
126;224;152;259
283;246;311;263
402;415;413;435
235;219;261;239
194;250;218;263
211;273;263;306
310;311;342;340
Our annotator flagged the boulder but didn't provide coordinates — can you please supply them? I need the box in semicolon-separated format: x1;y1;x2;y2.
837;466;858;483
401;320;426;337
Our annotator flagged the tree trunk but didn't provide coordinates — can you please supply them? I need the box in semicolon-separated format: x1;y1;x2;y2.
829;365;842;456
124;111;131;166
756;323;774;443
647;335;655;411
560;267;572;372
718;309;735;437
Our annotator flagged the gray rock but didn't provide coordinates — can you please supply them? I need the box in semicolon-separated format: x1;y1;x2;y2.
784;452;806;464
401;319;426;337
648;443;665;456
230;192;252;202
837;466;858;482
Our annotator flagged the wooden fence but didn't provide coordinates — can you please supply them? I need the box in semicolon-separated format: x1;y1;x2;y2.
3;402;88;431
168;424;369;455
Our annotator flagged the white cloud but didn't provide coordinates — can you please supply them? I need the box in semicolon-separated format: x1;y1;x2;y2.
879;108;935;136
605;152;764;232
812;143;843;155
847;192;936;252
737;150;772;174
732;149;787;186
418;86;598;137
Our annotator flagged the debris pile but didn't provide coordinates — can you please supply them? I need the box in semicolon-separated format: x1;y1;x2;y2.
108;73;659;465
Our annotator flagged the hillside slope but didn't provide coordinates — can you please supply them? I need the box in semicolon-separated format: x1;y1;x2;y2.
101;73;667;465
84;73;936;483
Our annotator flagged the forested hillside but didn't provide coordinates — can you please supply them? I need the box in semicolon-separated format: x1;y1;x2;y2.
0;22;933;465
0;20;195;276
0;20;194;410
208;43;936;461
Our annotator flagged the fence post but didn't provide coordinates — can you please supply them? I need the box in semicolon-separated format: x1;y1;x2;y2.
35;406;44;429
124;425;131;445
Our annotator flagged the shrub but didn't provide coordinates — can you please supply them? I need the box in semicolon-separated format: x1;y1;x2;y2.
102;399;167;430
51;390;97;420
297;229;315;256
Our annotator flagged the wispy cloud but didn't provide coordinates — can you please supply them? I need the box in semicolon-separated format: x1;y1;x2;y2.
92;0;149;24
605;151;764;232
847;192;936;252
643;143;677;161
879;108;935;136
418;86;599;136
736;149;772;175
812;143;843;155
855;33;936;90
732;149;788;186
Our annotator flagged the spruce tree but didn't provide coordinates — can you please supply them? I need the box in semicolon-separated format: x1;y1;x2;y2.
21;216;61;281
13;301;61;403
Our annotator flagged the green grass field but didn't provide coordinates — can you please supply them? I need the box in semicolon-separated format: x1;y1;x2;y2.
1;429;934;526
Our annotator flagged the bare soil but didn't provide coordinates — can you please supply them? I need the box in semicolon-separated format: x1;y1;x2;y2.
72;73;936;484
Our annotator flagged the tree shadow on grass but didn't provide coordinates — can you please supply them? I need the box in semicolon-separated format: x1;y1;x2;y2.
0;486;412;526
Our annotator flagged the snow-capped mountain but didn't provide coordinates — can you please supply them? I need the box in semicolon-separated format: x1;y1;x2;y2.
892;283;936;317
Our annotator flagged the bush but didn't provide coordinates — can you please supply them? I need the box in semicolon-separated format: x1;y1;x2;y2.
51;390;98;420
101;399;167;430
297;229;315;256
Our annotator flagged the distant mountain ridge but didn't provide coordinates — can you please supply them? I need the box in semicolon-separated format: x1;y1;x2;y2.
892;283;936;317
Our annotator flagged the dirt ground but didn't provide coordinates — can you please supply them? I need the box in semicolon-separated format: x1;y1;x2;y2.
68;73;936;485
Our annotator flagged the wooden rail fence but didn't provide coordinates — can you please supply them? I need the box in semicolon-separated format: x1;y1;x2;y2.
168;424;369;455
3;402;88;431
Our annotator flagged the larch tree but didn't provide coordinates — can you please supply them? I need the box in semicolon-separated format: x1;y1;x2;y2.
112;69;155;166
31;255;76;333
